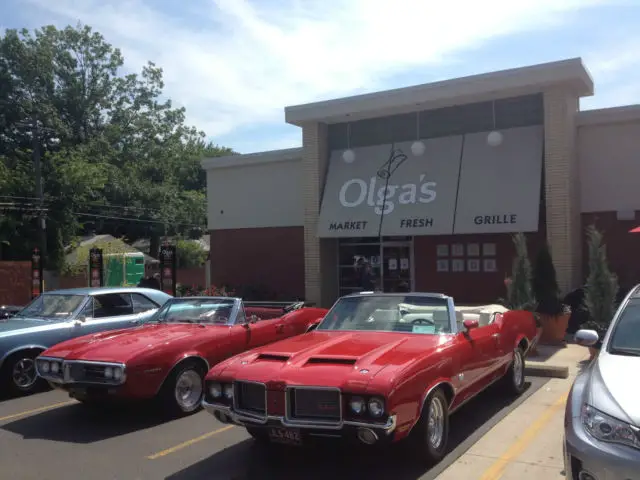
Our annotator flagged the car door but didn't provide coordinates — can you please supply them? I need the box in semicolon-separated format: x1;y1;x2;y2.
244;307;288;349
462;321;500;390
70;293;142;339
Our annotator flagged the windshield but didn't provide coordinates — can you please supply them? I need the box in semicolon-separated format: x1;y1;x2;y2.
150;298;236;325
608;297;640;354
316;295;452;334
16;294;86;320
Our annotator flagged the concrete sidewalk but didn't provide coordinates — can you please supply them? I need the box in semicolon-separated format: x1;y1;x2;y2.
437;344;591;480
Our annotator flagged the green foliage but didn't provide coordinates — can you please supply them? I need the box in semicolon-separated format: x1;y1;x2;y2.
584;225;618;333
532;243;567;315
176;239;207;268
502;233;537;311
62;237;135;276
0;24;235;265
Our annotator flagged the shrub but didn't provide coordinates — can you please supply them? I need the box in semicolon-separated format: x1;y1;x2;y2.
532;243;570;316
501;233;537;312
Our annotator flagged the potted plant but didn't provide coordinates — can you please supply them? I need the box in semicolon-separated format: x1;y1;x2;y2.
500;233;540;350
532;243;571;345
583;226;619;360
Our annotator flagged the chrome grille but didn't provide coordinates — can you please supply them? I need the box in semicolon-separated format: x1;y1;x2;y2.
290;388;341;422
234;381;266;416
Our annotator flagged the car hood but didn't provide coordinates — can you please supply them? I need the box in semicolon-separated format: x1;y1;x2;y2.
43;323;229;363
588;352;640;426
215;330;451;390
0;316;67;337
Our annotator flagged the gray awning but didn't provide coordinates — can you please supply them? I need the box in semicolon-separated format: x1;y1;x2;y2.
317;125;543;237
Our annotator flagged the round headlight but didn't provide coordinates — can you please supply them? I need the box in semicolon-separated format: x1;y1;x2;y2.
223;384;234;399
40;361;50;373
368;397;385;417
113;367;123;380
51;362;59;374
209;382;222;398
349;397;366;414
104;366;113;379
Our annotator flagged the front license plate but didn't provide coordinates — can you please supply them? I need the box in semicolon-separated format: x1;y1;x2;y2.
268;427;302;446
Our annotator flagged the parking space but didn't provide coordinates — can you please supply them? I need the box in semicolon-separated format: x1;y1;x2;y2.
0;377;548;480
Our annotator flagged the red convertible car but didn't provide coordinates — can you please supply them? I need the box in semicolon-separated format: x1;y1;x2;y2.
35;296;327;415
202;292;538;463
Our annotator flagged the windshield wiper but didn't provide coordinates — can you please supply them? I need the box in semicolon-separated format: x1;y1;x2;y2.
609;346;640;357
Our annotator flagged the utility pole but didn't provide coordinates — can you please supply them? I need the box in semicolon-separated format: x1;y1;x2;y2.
31;113;47;269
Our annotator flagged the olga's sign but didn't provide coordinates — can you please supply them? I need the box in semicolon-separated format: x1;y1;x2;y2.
338;175;437;215
317;126;543;238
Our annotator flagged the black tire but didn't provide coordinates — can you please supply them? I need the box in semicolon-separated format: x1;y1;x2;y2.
1;350;49;397
158;360;206;417
407;388;450;465
502;347;526;396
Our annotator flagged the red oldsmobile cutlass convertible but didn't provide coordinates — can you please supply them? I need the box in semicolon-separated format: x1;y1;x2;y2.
202;292;539;463
35;296;327;415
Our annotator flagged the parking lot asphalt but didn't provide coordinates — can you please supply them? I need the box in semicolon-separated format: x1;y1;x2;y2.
0;377;547;480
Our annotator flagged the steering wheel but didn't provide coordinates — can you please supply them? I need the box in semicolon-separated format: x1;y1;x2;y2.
411;318;435;326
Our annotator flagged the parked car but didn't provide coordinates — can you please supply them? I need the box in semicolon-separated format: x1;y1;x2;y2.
0;287;170;396
0;305;23;320
202;292;538;464
564;284;640;480
36;297;327;415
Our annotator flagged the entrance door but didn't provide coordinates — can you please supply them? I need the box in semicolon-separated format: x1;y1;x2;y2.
382;243;413;292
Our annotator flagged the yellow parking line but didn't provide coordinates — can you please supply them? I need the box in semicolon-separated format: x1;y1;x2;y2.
147;425;235;460
0;400;77;423
479;391;569;480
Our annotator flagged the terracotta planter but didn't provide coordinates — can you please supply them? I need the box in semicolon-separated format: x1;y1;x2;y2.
539;312;571;345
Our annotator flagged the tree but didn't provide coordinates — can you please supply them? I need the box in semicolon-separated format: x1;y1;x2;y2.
502;233;536;311
176;239;207;269
584;225;619;336
0;24;234;266
532;243;564;315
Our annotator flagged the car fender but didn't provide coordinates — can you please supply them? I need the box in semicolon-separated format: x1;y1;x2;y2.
153;353;210;395
0;344;48;370
402;378;456;437
513;333;531;355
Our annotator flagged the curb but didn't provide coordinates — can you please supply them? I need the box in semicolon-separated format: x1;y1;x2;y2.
525;362;569;379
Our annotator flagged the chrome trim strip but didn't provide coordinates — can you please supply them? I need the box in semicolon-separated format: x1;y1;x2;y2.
285;385;342;427
232;380;268;422
203;400;396;434
36;357;127;386
0;344;49;370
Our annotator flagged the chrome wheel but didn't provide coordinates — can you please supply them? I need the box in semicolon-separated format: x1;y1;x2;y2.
174;369;203;412
12;357;37;390
513;350;524;388
427;396;445;450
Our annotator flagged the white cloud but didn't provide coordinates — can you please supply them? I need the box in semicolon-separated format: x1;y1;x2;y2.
22;0;611;149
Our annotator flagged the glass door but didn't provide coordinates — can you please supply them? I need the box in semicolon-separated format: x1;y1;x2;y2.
382;242;413;292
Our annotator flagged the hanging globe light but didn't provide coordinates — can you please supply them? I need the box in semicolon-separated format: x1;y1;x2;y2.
487;131;503;147
411;140;426;156
342;149;356;163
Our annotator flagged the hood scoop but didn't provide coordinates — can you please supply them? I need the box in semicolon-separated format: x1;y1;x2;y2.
306;357;357;365
256;353;290;362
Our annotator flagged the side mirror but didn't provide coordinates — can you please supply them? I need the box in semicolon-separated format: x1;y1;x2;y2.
463;318;479;331
575;329;599;347
250;315;259;324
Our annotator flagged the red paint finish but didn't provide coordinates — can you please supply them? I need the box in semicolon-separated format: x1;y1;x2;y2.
0;261;31;305
209;227;305;300
39;305;328;401
581;211;640;291
205;308;538;442
413;232;545;304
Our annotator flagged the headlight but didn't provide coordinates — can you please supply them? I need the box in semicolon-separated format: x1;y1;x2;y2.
223;384;233;399
349;397;366;414
113;367;123;381
40;361;50;373
368;397;385;417
209;382;222;398
51;362;60;374
582;404;640;449
104;366;113;379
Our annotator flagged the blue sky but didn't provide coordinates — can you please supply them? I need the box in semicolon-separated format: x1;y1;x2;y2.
2;0;639;153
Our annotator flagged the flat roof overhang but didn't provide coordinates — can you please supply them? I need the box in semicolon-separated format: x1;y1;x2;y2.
284;58;594;126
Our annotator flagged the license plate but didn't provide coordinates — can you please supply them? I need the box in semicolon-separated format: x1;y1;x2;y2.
268;427;302;445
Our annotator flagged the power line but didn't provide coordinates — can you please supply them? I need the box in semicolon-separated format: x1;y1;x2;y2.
72;211;204;228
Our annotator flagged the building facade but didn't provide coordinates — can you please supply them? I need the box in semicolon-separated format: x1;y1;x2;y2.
202;58;640;307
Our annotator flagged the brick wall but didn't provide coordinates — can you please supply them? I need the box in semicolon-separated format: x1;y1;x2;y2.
0;261;31;305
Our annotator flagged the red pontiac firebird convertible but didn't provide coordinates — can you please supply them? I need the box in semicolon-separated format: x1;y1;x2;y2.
35;296;327;415
202;292;539;463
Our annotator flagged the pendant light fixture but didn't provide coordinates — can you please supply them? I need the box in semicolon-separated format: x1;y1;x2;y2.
342;123;355;163
487;100;503;147
411;111;426;156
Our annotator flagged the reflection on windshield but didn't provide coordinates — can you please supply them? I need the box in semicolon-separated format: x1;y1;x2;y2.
17;294;86;320
609;299;640;352
151;298;235;325
317;295;451;334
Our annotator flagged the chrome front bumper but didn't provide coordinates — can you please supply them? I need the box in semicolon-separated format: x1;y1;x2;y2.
202;400;397;436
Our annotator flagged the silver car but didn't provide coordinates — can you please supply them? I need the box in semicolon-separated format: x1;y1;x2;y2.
0;287;171;396
564;284;640;480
